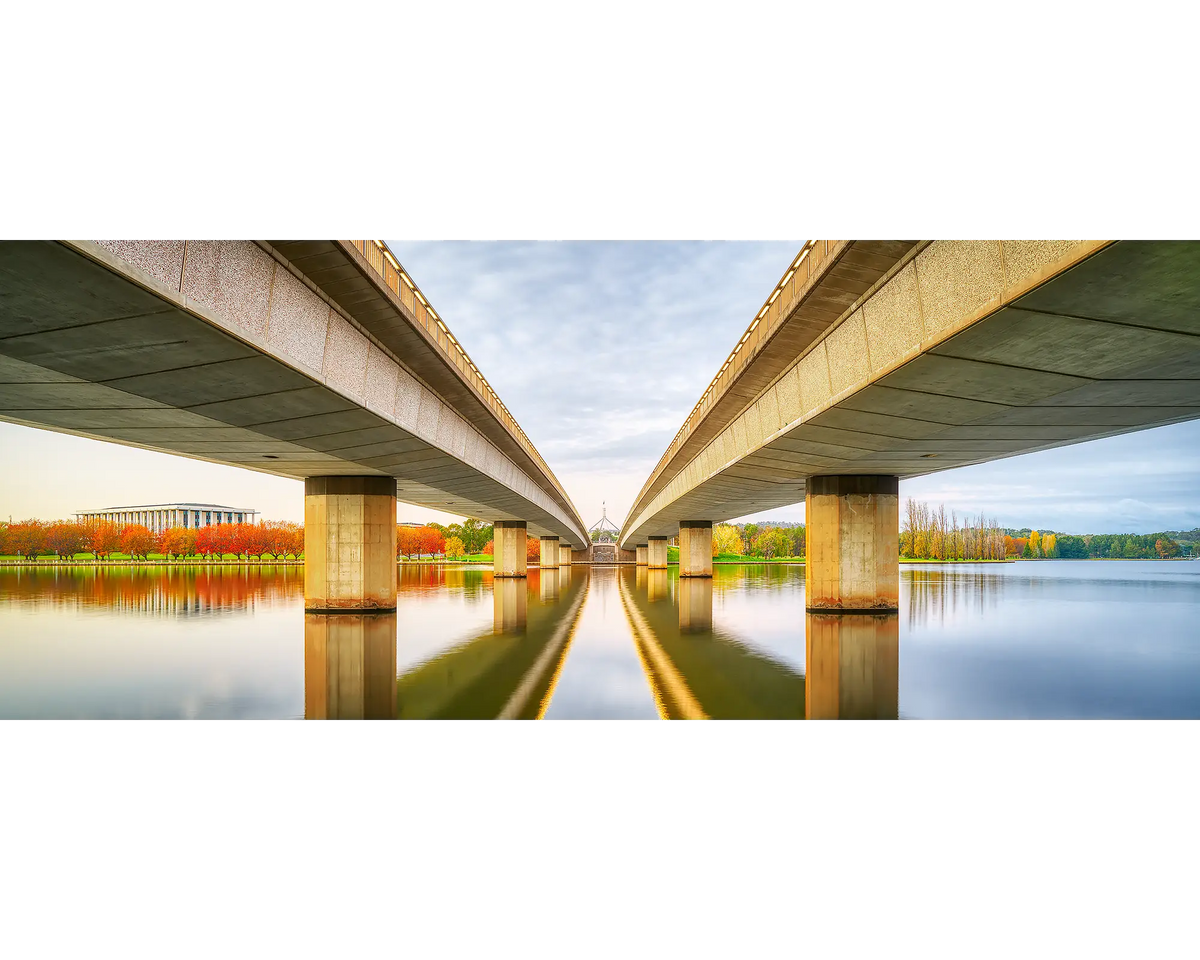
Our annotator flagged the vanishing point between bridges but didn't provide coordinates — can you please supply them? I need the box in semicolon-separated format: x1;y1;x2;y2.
1;240;1199;718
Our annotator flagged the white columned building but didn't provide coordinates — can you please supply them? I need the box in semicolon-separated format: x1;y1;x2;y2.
73;503;260;533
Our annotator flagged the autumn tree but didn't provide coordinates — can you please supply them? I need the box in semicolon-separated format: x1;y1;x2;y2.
46;520;87;559
120;524;155;560
482;539;494;557
712;524;744;558
444;536;466;559
87;522;122;560
7;520;47;560
1156;538;1181;558
159;527;196;560
525;535;540;562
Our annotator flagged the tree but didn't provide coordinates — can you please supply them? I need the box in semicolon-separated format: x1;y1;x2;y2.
712;524;744;558
445;536;466;559
45;520;87;559
397;525;419;558
1042;532;1058;558
1156;538;1181;558
1029;530;1042;558
120;524;155;560
8;520;47;560
417;525;445;558
86;522;122;560
482;539;494;557
525;535;540;562
159;526;196;560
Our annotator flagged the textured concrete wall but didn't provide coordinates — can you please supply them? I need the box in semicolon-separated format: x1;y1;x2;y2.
304;612;397;719
304;476;397;611
539;536;560;569
635;545;647;566
648;537;668;570
805;475;899;611
494;520;528;578
559;544;572;566
805;613;898;719
678;522;712;578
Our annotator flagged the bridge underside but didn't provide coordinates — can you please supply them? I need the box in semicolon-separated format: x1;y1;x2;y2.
622;241;1200;545
0;241;584;547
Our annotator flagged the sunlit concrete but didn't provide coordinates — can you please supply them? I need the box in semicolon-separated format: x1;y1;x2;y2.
805;613;899;720
559;544;572;567
0;240;587;549
621;241;1200;547
805;475;898;611
636;544;647;566
304;476;396;611
678;522;712;578
493;520;528;578
539;536;559;569
647;569;668;602
304;612;397;719
647;537;668;570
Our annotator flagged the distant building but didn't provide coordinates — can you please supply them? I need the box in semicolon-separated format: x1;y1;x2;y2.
74;503;259;534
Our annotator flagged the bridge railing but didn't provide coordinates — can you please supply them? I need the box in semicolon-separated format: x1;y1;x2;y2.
624;239;831;526
350;240;576;522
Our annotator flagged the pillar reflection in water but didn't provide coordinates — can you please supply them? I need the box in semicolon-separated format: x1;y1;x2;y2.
678;577;713;633
647;569;668;602
805;613;899;719
635;566;647;591
539;568;560;603
305;613;397;719
493;577;528;634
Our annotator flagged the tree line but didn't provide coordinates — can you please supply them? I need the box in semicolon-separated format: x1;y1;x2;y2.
1006;529;1188;559
711;522;806;559
0;518;304;561
902;501;1006;560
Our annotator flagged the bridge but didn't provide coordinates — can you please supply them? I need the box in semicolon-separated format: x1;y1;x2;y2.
619;241;1200;611
0;240;588;611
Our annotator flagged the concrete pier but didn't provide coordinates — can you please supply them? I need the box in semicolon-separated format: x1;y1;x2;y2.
303;476;397;612
559;544;572;567
636;544;648;566
648;536;669;570
304;612;397;719
805;475;899;612
493;520;528;578
539;535;560;569
805;612;899;719
678;521;712;578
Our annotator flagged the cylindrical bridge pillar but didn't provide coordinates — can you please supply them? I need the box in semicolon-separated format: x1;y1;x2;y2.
805;475;899;612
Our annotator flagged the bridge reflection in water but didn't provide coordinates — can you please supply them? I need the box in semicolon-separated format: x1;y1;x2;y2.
303;563;899;720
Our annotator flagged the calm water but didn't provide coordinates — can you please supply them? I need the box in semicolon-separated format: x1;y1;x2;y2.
1;561;1198;719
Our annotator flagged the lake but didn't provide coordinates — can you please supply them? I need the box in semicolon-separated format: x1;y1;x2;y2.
1;560;1197;718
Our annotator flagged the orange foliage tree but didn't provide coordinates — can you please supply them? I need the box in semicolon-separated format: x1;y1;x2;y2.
120;524;155;560
158;527;196;559
7;519;47;559
86;521;123;560
46;520;87;559
526;535;540;562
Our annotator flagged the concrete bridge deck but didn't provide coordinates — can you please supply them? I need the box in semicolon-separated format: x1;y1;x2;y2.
0;239;589;606
620;241;1200;550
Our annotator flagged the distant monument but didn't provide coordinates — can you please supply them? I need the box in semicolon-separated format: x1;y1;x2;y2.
589;503;620;544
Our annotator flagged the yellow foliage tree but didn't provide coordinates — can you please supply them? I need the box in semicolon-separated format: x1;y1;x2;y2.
1029;530;1042;557
444;535;465;558
712;524;744;557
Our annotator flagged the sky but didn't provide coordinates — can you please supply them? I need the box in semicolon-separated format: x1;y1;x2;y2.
2;241;1198;536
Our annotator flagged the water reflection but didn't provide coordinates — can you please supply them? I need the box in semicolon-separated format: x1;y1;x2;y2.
4;560;1200;719
391;569;589;719
304;613;397;719
805;613;898;719
493;578;528;634
677;577;713;633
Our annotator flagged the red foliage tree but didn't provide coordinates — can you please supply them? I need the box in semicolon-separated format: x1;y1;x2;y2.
482;539;494;557
159;526;196;559
526;535;540;562
415;525;445;558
